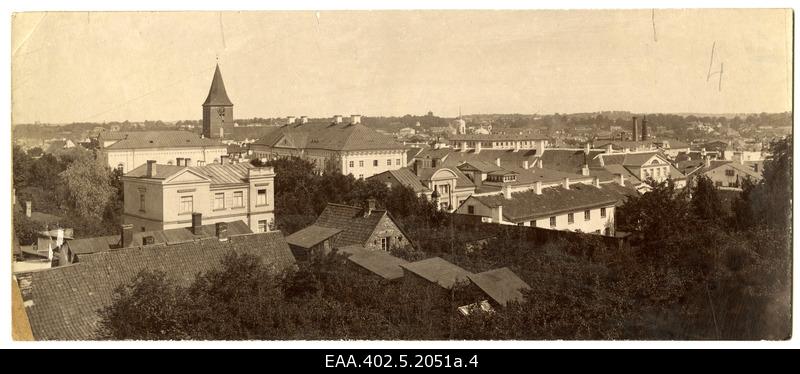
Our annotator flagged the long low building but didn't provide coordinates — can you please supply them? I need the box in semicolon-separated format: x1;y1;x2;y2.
100;130;228;173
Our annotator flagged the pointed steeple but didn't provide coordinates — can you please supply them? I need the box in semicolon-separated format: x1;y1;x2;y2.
203;64;233;106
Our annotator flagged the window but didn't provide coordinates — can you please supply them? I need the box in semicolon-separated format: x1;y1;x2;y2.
257;189;267;206
517;222;524;226
725;169;735;177
386;159;391;166
531;220;536;227
373;160;378;167
595;230;601;234
468;205;475;214
604;228;611;236
214;193;225;210
550;216;556;227
197;161;205;166
233;191;244;208
358;174;364;179
349;161;354;168
600;207;607;218
268;218;275;231
568;213;574;224
396;159;401;165
359;160;364;167
715;181;723;187
381;237;389;251
139;192;146;212
258;220;267;233
180;196;193;214
584;210;590;221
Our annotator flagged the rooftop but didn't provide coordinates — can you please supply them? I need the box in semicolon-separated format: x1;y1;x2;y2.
449;134;546;141
254;121;405;152
467;267;531;307
203;64;233;106
471;183;623;221
17;231;295;340
314;203;390;247
125;162;272;186
400;257;472;289
102;131;224;150
338;245;408;280
285;225;343;249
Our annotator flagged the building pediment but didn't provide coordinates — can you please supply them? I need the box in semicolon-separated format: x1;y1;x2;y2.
164;169;212;184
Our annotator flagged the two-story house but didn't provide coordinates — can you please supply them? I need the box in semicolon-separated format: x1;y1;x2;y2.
121;160;276;233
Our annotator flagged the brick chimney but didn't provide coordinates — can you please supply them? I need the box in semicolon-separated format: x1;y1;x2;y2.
185;158;192;167
503;184;512;199
495;158;501;167
25;201;32;218
704;156;711;168
475;141;482;154
143;235;155;246
581;165;590;176
641;115;649;141
120;224;133;248
522;160;529;170
616;173;625;186
216;222;228;241
593;176;601;188
534;181;542;195
631;117;639;141
584;142;591;155
176;157;184;166
364;198;377;216
563;177;570;190
146;160;157;178
351;114;362;125
191;213;203;235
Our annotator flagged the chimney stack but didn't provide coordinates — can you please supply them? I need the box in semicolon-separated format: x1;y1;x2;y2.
581;165;590;176
176;157;184;166
584;142;591;155
475;141;482;153
522;160;529;170
25;201;32;218
146;160;157;177
534;181;542;195
120;224;133;248
704;156;711;168
216;222;229;241
351;114;362;125
616;173;625;186
334;115;343;124
185;158;192;167
563;177;570;190
365;198;377;216
495;158;501;167
503;184;512;199
593;176;601;188
631;117;639;142
191;213;203;235
606;144;614;154
287;116;296;125
143;235;155;246
641;115;649;141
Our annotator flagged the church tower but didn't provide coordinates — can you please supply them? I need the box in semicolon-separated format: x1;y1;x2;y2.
202;64;233;139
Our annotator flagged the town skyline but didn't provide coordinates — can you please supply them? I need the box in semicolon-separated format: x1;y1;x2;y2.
12;9;793;124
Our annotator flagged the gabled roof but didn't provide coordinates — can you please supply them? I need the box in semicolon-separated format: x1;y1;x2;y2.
467;267;530;306
338;245;408;280
313;203;388;247
203;64;233;106
400;257;472;289
254;122;404;152
103;131;224;150
701;160;764;180
285;225;342;249
539;149;603;174
471;183;621;221
17;231;295;340
66;236;119;255
370;168;431;193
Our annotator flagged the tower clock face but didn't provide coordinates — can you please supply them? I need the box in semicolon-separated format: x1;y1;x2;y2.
217;107;226;117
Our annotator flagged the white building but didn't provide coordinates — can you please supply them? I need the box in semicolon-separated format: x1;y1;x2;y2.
100;131;228;173
250;115;407;179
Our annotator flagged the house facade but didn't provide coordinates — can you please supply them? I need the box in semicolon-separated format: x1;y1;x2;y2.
250;115;407;178
121;161;276;233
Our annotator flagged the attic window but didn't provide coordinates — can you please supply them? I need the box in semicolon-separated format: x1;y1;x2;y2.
149;140;154;143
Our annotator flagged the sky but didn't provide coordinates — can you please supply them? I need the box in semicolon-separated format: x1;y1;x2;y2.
10;9;793;124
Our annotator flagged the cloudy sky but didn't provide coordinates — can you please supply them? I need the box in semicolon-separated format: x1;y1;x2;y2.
11;9;793;124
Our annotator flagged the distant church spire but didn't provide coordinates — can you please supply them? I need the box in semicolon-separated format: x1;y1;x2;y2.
203;64;233;107
202;63;233;139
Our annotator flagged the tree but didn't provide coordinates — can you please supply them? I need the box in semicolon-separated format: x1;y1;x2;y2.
60;154;117;219
691;175;725;223
751;136;792;228
12;145;32;188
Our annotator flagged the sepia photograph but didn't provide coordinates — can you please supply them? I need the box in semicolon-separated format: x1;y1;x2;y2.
5;4;795;349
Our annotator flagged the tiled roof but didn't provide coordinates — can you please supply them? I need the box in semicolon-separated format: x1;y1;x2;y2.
104;131;224;150
17;231;294;340
467;267;530;307
125;163;267;186
254;122;405;151
314;203;386;247
203;64;233;106
67;236;119;255
437;149;541;171
129;220;253;248
539;149;604;174
338;245;408;280
595;141;654;150
400;257;472;290
471;183;621;221
701;160;763;180
285;225;342;249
